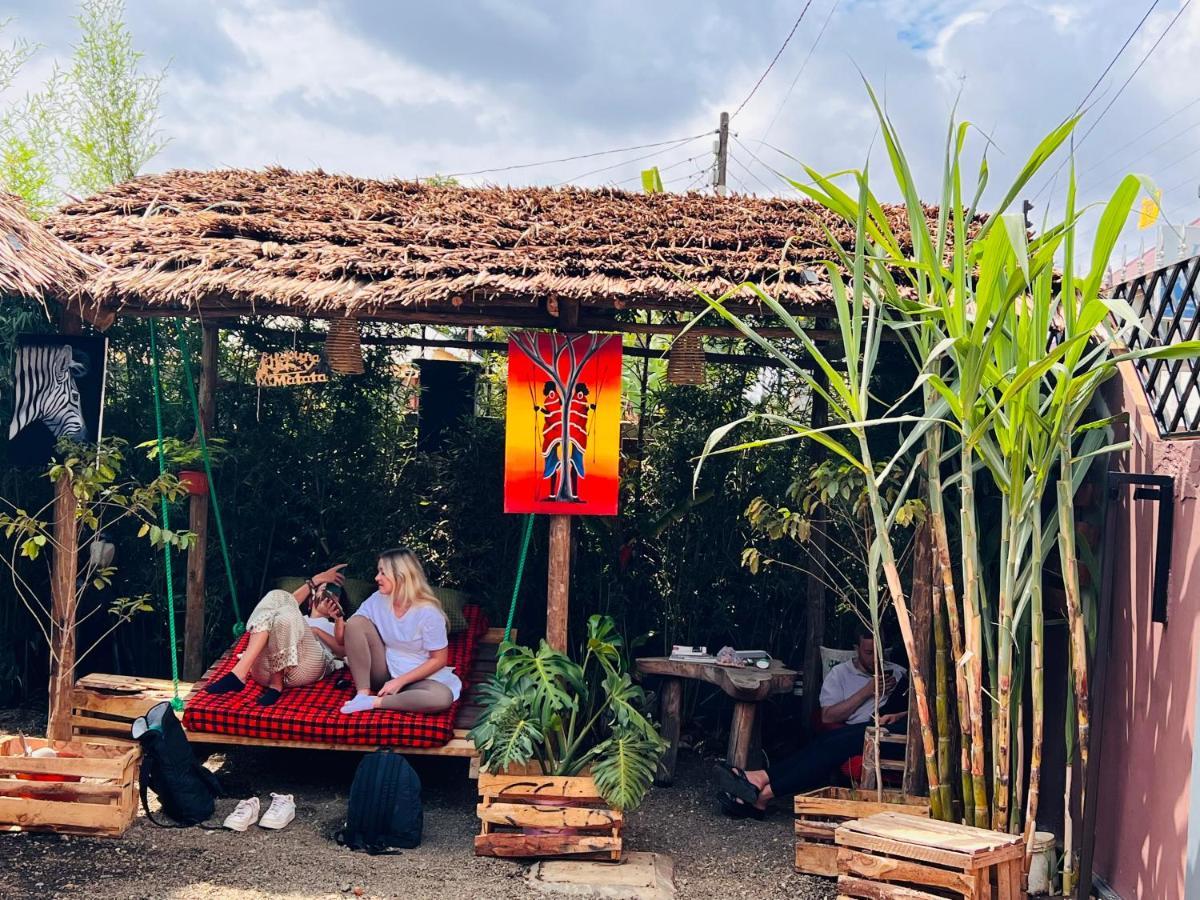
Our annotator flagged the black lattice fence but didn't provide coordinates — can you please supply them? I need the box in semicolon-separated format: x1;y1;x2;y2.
1112;254;1200;437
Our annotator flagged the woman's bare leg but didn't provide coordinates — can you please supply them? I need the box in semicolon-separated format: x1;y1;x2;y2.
373;680;454;713
344;616;391;695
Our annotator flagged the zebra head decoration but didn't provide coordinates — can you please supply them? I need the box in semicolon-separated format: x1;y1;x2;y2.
9;343;91;441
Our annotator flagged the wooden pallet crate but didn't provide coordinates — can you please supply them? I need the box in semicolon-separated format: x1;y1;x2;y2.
835;811;1025;899
475;766;622;861
0;735;140;837
794;786;930;877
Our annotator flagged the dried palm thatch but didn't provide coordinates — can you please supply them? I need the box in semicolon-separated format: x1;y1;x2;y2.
0;193;100;305
46;168;945;323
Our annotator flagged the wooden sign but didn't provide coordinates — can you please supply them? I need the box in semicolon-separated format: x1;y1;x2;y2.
255;350;328;387
504;332;622;516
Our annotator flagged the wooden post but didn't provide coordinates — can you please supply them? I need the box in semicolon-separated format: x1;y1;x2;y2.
726;700;756;770
546;515;572;652
47;309;83;741
183;324;218;680
47;473;79;741
655;677;683;785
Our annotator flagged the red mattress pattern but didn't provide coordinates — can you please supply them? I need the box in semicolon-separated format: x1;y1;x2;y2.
183;605;488;748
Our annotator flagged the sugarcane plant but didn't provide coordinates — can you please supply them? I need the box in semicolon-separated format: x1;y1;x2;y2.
693;82;1200;886
467;614;667;812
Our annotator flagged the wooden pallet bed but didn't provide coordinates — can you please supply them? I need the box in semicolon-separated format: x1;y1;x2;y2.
69;627;506;777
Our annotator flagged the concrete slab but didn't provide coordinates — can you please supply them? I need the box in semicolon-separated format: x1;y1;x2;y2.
526;851;676;899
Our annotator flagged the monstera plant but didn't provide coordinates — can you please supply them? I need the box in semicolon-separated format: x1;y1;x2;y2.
468;615;666;811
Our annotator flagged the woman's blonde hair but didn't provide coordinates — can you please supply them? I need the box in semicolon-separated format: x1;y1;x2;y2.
378;548;446;621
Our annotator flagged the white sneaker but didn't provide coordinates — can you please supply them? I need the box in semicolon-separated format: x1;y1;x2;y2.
258;792;295;830
223;797;260;832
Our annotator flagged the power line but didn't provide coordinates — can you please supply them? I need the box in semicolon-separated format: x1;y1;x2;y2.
760;0;840;144
1079;96;1200;178
732;135;804;194
553;135;709;186
731;1;816;120
1086;114;1200;186
1072;0;1162;117
728;151;776;195
1032;0;1175;199
610;150;712;188
441;131;714;179
1075;0;1192;149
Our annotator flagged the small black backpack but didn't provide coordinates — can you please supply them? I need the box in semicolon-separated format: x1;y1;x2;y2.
132;700;222;827
336;749;423;853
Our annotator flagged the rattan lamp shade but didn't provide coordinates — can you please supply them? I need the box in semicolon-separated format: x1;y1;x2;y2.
667;331;705;385
325;318;364;374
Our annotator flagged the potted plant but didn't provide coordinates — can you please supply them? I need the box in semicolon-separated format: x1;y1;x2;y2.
136;436;229;497
468;615;666;860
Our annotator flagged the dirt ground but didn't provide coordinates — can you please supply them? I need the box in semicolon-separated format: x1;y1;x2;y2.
0;707;833;900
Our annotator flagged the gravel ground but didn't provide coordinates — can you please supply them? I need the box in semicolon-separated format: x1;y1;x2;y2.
0;707;833;900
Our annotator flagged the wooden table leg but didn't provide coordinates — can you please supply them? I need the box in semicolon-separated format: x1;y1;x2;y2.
656;677;682;786
727;700;757;770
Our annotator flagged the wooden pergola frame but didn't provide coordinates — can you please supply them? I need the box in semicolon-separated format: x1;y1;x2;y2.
42;291;849;743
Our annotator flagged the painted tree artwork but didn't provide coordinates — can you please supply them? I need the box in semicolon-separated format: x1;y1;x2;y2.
504;332;622;516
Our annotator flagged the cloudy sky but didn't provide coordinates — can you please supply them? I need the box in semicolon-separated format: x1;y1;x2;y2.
6;0;1200;263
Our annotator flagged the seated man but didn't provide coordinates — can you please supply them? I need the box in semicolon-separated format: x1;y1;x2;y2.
715;628;906;816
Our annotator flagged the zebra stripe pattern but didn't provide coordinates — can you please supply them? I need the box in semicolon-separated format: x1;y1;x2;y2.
8;343;89;441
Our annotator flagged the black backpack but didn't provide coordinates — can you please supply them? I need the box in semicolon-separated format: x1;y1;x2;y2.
336;749;423;853
132;700;222;827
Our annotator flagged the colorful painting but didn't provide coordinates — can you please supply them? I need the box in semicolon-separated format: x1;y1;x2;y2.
504;332;622;516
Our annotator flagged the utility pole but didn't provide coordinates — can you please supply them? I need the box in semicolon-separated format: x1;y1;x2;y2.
714;111;729;197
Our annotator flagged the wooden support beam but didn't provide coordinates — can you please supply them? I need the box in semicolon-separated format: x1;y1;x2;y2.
183;324;218;680
48;310;83;741
546;515;571;652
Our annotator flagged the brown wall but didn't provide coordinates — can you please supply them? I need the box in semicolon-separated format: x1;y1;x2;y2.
1093;363;1200;900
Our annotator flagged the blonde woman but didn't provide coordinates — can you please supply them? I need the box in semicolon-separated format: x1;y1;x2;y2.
205;564;348;706
340;548;461;715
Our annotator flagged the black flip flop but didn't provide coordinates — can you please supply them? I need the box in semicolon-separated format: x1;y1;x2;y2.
713;762;760;806
717;790;766;820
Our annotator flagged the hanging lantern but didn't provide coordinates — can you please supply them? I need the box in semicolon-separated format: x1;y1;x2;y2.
325;317;364;375
667;331;705;385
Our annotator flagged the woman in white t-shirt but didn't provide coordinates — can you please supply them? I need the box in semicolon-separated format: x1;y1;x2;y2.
340;548;461;715
204;564;348;706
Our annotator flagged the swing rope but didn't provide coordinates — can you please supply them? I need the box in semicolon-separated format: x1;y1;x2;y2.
504;514;535;643
177;326;243;636
148;320;184;712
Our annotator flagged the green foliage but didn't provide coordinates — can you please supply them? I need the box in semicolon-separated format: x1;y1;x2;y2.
469;615;665;811
0;437;192;677
61;0;166;192
135;435;229;469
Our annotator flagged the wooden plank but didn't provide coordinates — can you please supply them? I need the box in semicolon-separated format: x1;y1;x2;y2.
836;828;975;870
842;813;1022;854
794;841;837;876
795;791;930;819
656;677;682;785
836;875;948;900
0;796;126;832
838;847;977;895
0;780;124;801
478;773;603;802
475;803;622;829
474;832;619;858
794;818;838;840
996;859;1026;900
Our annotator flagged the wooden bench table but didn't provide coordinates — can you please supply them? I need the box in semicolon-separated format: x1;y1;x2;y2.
634;657;796;785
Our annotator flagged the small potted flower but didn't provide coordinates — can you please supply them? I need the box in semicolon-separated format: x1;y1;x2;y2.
136;436;229;497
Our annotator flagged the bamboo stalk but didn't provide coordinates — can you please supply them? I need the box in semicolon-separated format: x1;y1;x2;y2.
932;578;955;818
925;430;973;824
1024;503;1046;867
1058;474;1088;898
959;447;989;826
994;499;1019;833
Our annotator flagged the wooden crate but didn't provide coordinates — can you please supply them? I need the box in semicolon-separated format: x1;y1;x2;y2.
835;811;1025;899
475;766;622;861
0;735;140;837
794;786;930;877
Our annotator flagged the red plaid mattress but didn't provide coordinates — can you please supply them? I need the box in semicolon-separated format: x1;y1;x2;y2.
183;605;488;748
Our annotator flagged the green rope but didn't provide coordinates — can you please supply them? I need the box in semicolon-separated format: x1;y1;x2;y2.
504;514;535;643
148;321;184;712
177;326;243;636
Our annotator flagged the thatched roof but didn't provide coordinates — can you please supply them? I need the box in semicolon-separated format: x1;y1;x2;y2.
47;168;938;324
0;193;100;304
